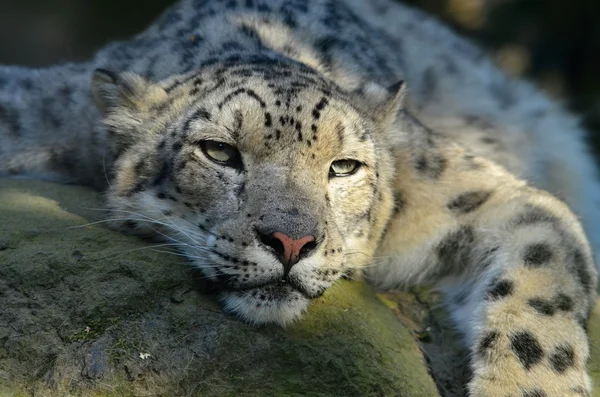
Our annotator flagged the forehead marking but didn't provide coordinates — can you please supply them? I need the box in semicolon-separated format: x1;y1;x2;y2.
264;112;272;127
189;77;203;96
295;121;303;142
183;107;211;133
234;110;243;130
335;122;345;144
218;88;266;110
311;124;318;141
311;96;329;120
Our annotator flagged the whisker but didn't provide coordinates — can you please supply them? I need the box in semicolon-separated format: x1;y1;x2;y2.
149;249;212;260
79;204;223;242
118;243;188;255
102;204;223;240
69;217;198;249
108;206;213;245
144;203;206;246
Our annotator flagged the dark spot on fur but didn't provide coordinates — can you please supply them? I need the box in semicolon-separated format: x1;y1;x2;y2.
0;104;22;137
522;243;553;267
152;162;170;186
567;248;593;294
183;107;211;132
570;386;590;396
478;330;499;356
479;246;500;269
577;316;589;332
515;205;559;226
554;293;574;312
233;110;243;132
436;225;475;277
549;344;575;373
239;24;259;39
193;107;211;121
295;120;303;141
281;9;297;28
487;279;514;300
176;160;188;171
130;181;147;195
264;112;272;127
462;153;482;170
448;190;492;214
134;159;147;175
415;153;447;179
315;97;328;111
510;331;544;370
528;297;555;316
335;122;345;144
218;88;266;110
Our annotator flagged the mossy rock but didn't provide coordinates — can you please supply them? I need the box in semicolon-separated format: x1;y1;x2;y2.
0;179;439;397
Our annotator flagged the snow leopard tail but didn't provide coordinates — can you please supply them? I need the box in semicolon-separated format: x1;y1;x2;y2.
0;63;110;188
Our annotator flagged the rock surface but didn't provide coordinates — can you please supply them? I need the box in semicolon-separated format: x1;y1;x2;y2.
0;179;438;397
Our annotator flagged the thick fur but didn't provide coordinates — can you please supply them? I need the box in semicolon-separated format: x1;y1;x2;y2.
0;0;598;395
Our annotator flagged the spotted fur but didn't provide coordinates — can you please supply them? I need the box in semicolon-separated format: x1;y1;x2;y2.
0;0;598;395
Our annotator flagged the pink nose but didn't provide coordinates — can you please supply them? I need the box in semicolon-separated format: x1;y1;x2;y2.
271;232;316;268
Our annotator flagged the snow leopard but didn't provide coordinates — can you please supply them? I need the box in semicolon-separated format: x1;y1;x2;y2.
0;0;597;395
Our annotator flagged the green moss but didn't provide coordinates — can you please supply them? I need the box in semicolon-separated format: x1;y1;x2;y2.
68;317;121;342
188;281;436;397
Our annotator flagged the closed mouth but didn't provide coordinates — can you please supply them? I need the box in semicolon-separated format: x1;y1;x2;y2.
214;271;312;298
242;277;312;298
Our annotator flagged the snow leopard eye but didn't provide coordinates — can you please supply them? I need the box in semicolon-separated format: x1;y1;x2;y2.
199;140;242;169
329;159;361;177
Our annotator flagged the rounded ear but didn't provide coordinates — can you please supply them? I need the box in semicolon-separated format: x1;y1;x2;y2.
360;80;407;127
91;68;168;116
92;69;169;154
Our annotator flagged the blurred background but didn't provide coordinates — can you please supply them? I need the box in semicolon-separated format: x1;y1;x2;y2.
0;0;599;158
